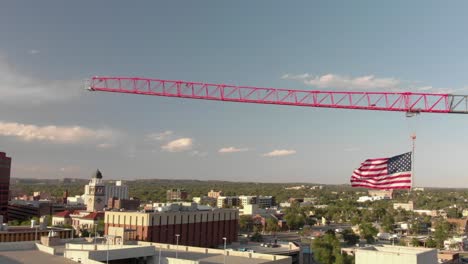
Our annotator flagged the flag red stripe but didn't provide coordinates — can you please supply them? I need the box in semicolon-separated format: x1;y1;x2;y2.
351;184;410;190
361;160;388;166
364;158;388;162
352;171;390;177
350;179;411;185
356;166;388;172
351;174;411;182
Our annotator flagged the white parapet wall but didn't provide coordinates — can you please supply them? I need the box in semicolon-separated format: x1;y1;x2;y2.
36;243;56;255
0;241;37;251
138;241;292;264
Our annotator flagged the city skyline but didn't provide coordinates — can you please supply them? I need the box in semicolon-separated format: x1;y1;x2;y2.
2;1;468;187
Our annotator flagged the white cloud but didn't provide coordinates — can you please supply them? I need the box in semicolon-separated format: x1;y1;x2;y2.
282;73;400;90
263;149;296;157
146;131;173;141
0;55;80;104
161;138;193;152
0;121;118;144
218;147;249;153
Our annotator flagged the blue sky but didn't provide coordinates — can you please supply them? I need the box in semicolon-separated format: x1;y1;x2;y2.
1;1;468;187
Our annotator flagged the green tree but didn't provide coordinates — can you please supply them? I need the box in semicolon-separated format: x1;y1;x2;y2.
426;237;437;248
434;220;451;249
341;229;360;246
265;218;279;233
312;232;353;264
284;204;306;230
359;222;378;244
80;229;90;238
239;215;253;232
410;219;422;235
97;219;105;235
410;237;420;247
381;215;395;233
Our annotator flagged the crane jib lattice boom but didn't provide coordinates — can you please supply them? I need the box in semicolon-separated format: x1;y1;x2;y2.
88;76;468;114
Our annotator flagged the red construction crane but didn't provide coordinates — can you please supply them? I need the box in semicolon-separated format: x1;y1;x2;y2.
88;76;468;114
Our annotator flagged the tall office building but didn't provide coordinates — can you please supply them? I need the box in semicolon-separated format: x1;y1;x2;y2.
0;152;11;220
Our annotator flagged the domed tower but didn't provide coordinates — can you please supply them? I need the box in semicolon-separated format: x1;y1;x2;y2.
85;169;106;212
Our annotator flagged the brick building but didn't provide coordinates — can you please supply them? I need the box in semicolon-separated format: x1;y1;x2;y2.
104;206;238;248
0;152;11;220
107;197;140;211
166;188;188;201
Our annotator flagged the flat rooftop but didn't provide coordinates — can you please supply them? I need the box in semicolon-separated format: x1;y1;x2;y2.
228;242;300;255
139;242;291;264
359;245;436;255
0;249;75;264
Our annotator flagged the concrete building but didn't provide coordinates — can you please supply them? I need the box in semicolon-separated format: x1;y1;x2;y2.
207;189;223;198
0;214;73;243
166;188;189;201
0;152;11;220
84;169;106;212
239;195;257;207
355;245;437;264
70;211;104;232
51;210;72;226
104;205;239;248
64;241;293;264
258;196;275;208
217;196;240;208
446;218;468;234
107;197;140;211
106;180;129;201
66;195;85;205
192;196;216;206
393;201;414;211
368;189;393;199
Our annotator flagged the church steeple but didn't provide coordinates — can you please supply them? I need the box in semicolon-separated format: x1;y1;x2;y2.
93;169;103;179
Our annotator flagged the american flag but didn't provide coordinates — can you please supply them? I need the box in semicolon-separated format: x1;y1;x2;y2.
351;152;412;190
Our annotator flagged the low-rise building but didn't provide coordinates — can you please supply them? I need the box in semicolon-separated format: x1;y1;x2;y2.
393;201;414;211
444;236;468;251
104;206;238;248
0;222;72;242
52;210;72;226
217;196;240;208
70;211;104;232
7;200;85;221
438;251;460;264
258;196;275;208
355;245;437;264
192;196;216;206
207;189;223;198
446;218;468;235
239;195;258;207
368;189;393;199
107;197;140;211
166;188;189;201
